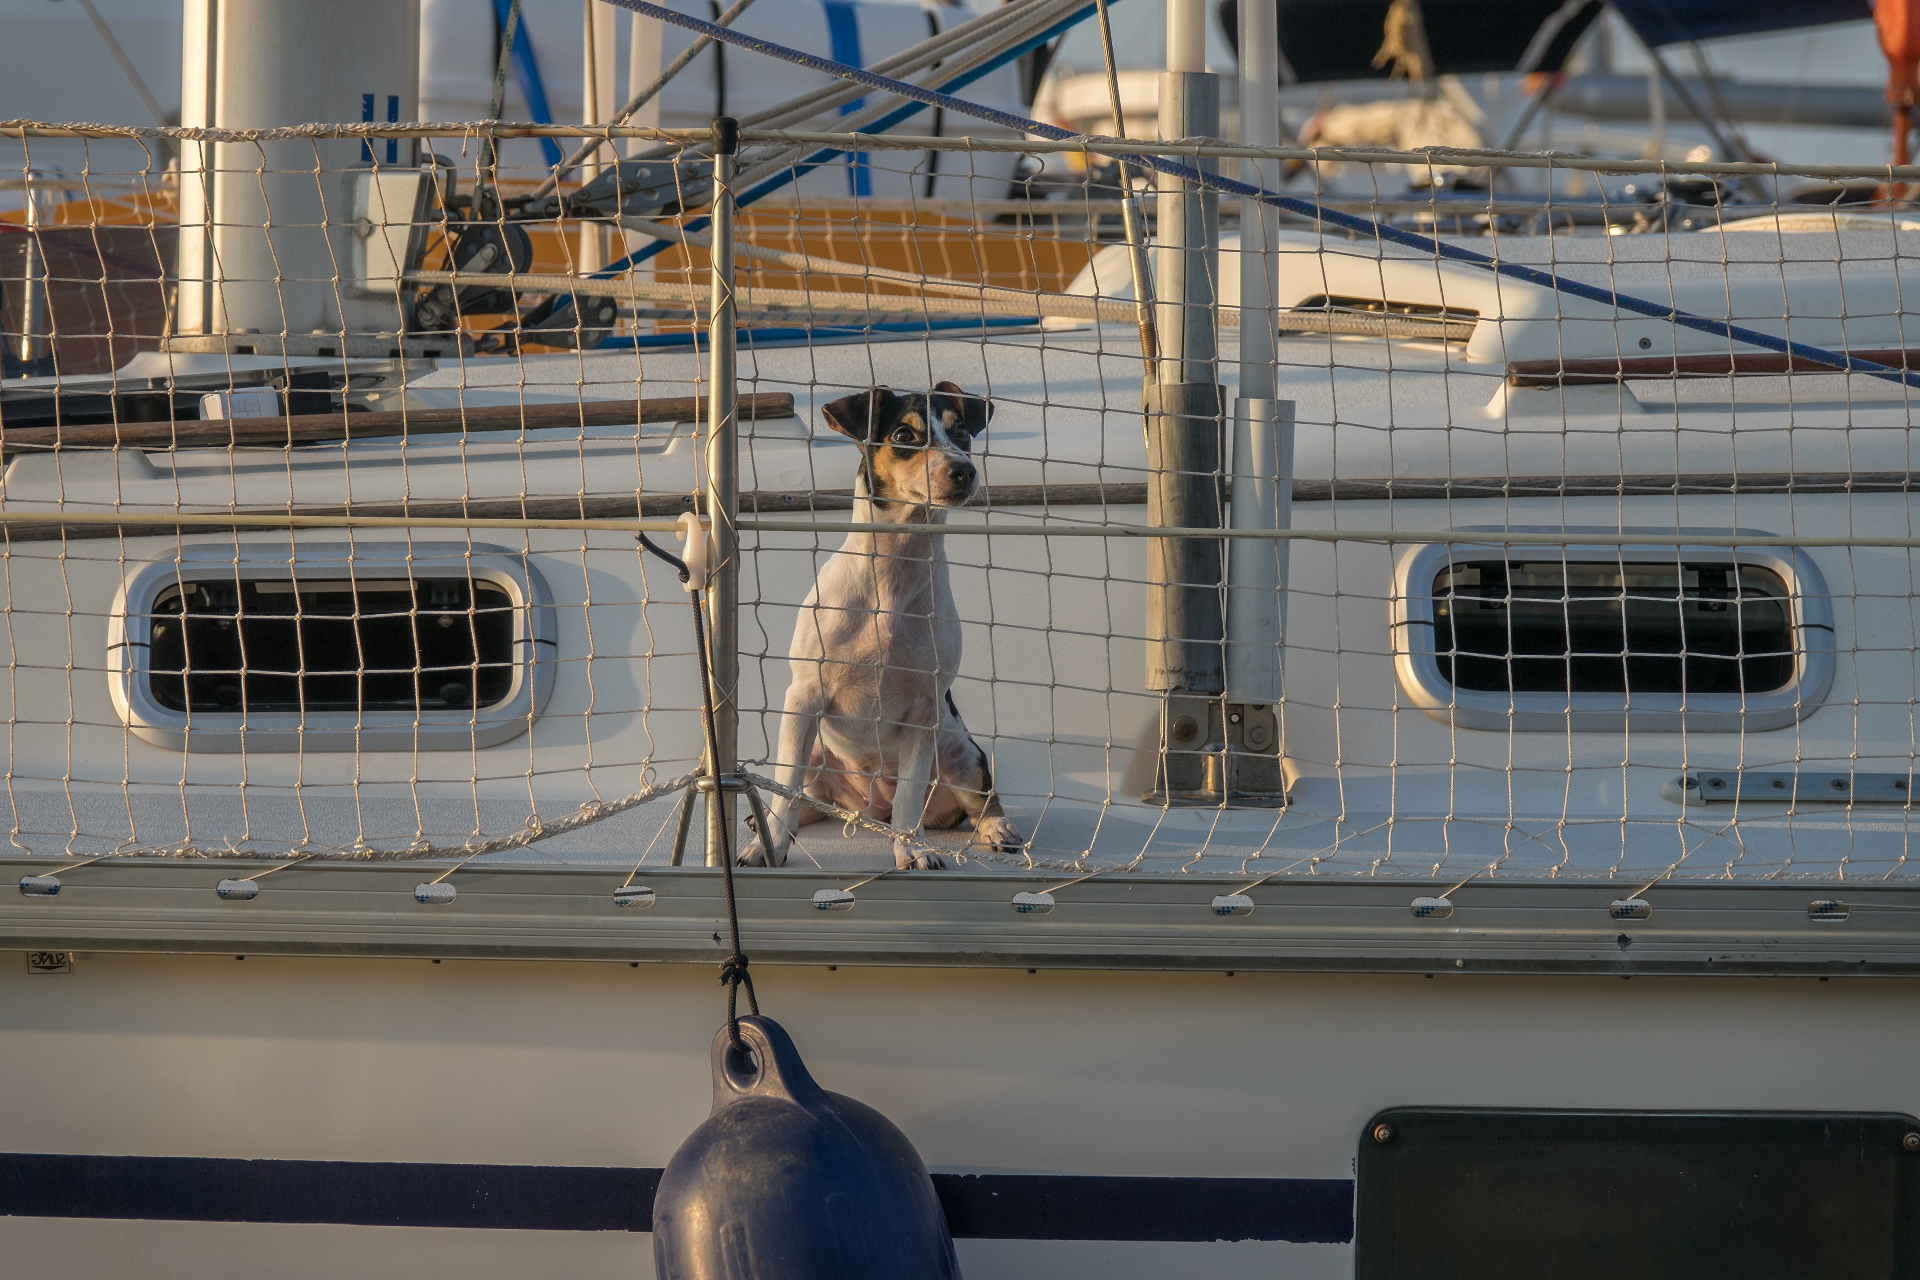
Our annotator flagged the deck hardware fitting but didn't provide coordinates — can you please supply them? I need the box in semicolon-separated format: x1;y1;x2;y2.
1663;772;1920;805
613;885;656;908
414;883;457;905
1905;1133;1920;1151
215;879;259;901
17;875;59;897
1373;1123;1394;1143
1015;868;1107;914
1809;900;1850;921
1611;899;1653;921
813;870;894;912
1411;896;1453;919
1209;867;1288;917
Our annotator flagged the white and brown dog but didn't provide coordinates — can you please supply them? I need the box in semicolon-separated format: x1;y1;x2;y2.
745;381;1023;869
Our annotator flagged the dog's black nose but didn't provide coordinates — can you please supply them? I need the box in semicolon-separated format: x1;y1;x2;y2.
949;461;976;488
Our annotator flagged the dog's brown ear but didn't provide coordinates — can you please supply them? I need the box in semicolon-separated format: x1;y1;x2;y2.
820;387;899;441
932;380;993;435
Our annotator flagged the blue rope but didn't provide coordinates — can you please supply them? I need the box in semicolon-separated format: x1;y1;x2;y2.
597;0;1917;386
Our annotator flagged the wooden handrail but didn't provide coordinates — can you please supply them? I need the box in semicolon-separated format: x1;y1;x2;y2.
1508;350;1920;386
0;392;797;454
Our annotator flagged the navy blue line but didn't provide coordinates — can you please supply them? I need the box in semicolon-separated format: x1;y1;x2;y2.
936;1173;1354;1244
0;1153;1354;1242
596;0;1919;388
0;1153;653;1232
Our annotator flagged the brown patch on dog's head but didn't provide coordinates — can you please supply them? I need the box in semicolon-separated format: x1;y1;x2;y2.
820;382;992;513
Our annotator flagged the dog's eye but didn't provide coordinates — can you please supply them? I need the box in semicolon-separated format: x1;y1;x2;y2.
948;429;971;449
889;426;917;445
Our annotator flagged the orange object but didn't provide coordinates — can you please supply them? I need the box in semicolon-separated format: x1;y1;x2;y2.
1878;0;1920;177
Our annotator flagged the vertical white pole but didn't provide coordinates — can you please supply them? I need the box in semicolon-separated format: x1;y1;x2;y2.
173;0;217;338
580;0;617;273
1166;0;1206;73
622;5;665;272
626;5;665;150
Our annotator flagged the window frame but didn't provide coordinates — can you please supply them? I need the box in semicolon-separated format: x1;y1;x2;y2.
107;543;557;752
1389;531;1835;732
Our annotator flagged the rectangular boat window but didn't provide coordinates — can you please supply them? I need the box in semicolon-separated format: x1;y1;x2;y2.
147;578;517;715
1433;560;1795;696
1391;539;1834;732
109;546;555;753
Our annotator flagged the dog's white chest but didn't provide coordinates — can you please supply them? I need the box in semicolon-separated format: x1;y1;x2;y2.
795;544;962;766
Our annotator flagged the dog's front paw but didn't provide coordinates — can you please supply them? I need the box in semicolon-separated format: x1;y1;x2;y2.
893;837;946;870
738;837;788;867
971;815;1025;853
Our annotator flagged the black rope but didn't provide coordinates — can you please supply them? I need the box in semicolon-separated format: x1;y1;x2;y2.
639;532;758;1052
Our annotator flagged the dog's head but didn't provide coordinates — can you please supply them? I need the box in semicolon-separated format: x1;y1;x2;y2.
820;381;992;512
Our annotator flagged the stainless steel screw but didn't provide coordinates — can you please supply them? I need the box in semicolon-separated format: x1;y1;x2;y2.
1373;1123;1394;1144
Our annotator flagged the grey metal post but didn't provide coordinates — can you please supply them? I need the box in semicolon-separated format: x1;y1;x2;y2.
1222;0;1289;803
1144;55;1221;802
1145;41;1227;801
703;116;741;866
14;172;49;370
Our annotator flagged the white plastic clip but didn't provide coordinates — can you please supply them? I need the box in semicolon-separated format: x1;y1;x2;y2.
678;511;710;593
1410;896;1453;919
414;882;457;905
18;875;59;897
216;879;260;901
812;888;856;912
613;885;656;909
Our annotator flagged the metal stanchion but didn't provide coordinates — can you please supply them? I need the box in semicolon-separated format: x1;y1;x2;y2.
664;116;777;869
703;116;742;865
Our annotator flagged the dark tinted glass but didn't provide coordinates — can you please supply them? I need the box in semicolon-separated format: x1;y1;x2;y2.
1434;560;1794;696
1358;1109;1920;1280
148;577;516;715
